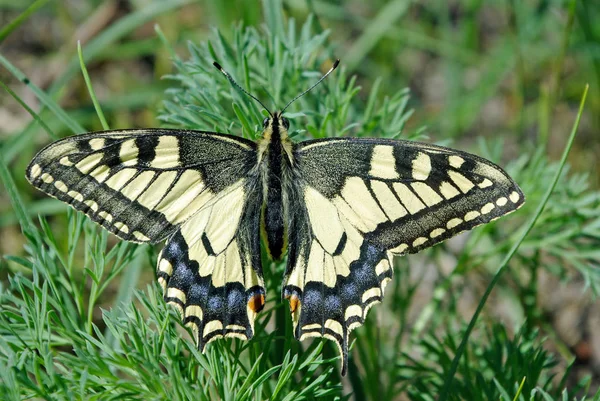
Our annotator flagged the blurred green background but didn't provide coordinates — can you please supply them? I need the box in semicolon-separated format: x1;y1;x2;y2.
1;0;599;399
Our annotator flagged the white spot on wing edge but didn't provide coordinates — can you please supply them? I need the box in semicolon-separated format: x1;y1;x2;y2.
509;191;520;203
390;243;408;254
447;218;462;229
133;231;151;242
157;276;167;293
98;211;113;222
41;173;54;183
202;320;223;338
302;323;322;331
84;200;99;212
54;181;68;192
30;164;42;178
167;300;184;318
348;321;362;332
464;211;481;222
481;203;495;214
430;228;446;238
345;305;362;321
496;197;508;206
167;287;186;304
158;259;173;276
375;259;390;276
114;222;129;234
67;190;84;202
362;287;381;303
324;319;344;336
185;305;203;320
226;324;247;331
412;237;428;247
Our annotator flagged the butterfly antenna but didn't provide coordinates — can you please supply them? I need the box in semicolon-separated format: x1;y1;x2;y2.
213;61;273;117
281;59;340;114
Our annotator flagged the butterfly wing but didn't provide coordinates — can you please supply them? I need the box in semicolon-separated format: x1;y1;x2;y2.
26;129;257;243
285;138;525;374
27;129;265;348
158;178;265;349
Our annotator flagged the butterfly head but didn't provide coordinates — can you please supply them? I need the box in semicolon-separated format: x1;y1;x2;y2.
262;113;290;131
259;113;292;148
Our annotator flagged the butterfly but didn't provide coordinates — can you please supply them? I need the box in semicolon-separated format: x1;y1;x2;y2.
26;59;524;375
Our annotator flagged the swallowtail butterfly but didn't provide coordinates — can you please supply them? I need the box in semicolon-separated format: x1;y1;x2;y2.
26;59;524;375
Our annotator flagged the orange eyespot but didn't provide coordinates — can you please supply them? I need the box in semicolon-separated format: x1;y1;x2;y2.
285;294;300;313
248;293;265;313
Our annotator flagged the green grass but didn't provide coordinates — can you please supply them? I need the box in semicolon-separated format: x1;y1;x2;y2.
1;0;599;400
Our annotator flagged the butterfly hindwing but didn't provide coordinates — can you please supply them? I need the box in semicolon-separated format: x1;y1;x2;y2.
158;179;265;349
26;129;257;243
283;185;393;375
284;137;524;373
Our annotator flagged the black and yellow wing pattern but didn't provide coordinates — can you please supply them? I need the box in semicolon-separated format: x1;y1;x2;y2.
26;129;267;348
284;138;524;373
26;61;524;376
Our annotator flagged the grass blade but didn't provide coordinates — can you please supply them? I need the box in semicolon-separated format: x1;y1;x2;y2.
0;0;51;44
0;153;37;240
439;84;589;400
77;41;109;130
344;0;411;71
0;80;57;140
0;53;85;134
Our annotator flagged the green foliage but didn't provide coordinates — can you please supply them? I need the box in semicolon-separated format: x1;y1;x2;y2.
400;323;593;401
1;0;599;400
159;15;415;142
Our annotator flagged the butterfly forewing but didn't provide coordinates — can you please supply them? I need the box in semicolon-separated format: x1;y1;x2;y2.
283;138;524;373
26;129;257;243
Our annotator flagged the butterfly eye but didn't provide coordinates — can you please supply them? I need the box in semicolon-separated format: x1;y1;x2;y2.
282;118;290;130
262;118;269;128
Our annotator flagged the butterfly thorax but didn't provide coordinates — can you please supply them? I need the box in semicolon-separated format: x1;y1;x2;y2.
259;113;293;260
